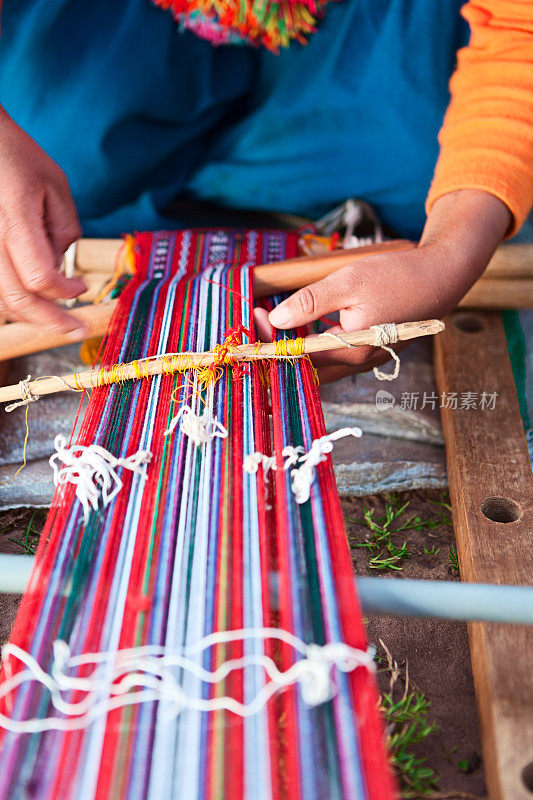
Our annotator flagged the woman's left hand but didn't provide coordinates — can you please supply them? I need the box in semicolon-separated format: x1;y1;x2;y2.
256;189;512;383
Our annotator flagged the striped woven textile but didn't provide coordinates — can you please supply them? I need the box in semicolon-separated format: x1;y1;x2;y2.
0;229;395;800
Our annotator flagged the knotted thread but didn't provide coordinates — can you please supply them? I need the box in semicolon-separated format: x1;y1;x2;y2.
164;405;228;446
5;376;38;412
0;629;374;733
49;434;152;521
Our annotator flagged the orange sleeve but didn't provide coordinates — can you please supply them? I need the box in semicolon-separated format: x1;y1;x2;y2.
426;1;533;237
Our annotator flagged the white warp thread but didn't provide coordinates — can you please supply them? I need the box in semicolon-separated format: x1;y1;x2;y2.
165;405;228;446
49;434;152;521
5;375;39;412
0;629;374;733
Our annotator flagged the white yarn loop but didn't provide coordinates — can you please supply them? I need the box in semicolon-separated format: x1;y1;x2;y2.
49;434;152;521
0;629;374;733
290;427;362;504
164;405;228;446
5;375;39;412
282;445;305;470
243;452;277;477
244;429;362;503
370;323;400;381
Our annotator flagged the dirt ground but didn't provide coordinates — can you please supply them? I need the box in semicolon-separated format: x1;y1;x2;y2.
344;491;486;799
0;492;486;800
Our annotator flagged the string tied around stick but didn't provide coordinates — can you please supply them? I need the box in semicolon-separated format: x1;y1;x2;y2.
370;323;400;381
320;322;401;381
49;434;152;522
5;376;38;413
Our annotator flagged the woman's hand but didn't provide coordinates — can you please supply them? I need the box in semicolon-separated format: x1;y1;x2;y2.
0;107;86;334
263;190;512;383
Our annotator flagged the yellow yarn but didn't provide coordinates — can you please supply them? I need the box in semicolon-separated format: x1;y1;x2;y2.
70;335;307;393
274;338;305;357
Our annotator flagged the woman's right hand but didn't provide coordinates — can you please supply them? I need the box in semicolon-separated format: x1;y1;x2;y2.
0;107;86;334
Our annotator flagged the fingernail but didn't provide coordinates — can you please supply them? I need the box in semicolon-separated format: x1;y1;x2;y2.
269;304;292;328
65;327;87;342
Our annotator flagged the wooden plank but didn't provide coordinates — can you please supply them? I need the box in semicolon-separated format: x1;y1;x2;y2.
434;310;533;800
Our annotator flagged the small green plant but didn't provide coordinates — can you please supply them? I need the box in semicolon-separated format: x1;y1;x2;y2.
448;544;460;574
428;493;453;527
351;493;451;573
423;545;440;557
7;512;43;556
377;640;439;798
383;693;439;797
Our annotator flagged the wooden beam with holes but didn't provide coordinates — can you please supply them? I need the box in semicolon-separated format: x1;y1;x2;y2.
434;310;533;800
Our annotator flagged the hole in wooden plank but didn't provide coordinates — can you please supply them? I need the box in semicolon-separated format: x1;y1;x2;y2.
452;313;485;333
480;496;521;523
521;761;533;793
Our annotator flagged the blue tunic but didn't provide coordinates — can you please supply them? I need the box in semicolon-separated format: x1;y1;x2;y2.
0;0;468;238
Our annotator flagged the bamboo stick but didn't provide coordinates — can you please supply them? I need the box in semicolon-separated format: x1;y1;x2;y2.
0;319;444;404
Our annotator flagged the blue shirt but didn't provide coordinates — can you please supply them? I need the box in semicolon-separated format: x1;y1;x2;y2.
0;0;468;238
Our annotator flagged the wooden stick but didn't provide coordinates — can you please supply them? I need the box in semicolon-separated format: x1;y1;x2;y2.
73;238;533;280
1;240;531;363
460;278;533;309
0;319;444;404
483;243;533;279
77;274;533;310
0;304;116;363
434;311;533;800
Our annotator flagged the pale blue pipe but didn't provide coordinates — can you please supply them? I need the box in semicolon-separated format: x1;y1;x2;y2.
356;577;533;625
0;555;35;594
1;556;532;625
270;573;533;625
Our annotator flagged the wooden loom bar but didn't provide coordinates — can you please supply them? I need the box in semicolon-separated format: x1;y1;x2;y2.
0;239;531;363
74;239;533;306
0;319;444;403
434;310;533;800
0;303;117;363
74;238;533;280
75;274;533;309
460;278;533;309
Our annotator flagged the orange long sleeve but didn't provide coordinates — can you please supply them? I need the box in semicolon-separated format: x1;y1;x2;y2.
426;0;533;236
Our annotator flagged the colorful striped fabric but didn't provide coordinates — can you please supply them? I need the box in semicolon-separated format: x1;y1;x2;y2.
0;230;395;799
